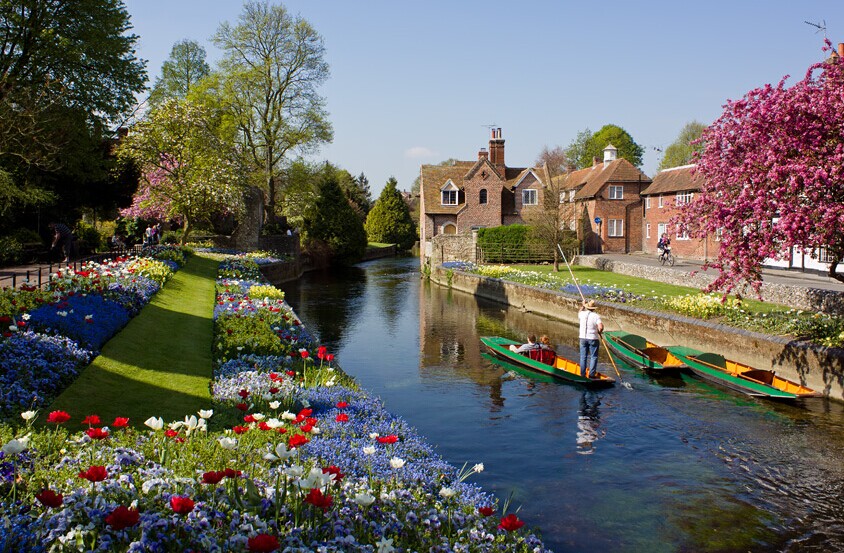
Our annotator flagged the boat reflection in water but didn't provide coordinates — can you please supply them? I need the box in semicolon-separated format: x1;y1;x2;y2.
576;391;604;454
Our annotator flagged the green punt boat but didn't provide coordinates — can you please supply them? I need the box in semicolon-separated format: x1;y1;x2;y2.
480;336;615;387
666;346;823;400
603;331;687;373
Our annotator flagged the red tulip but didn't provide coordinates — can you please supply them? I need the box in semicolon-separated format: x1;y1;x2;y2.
335;413;349;422
86;427;109;440
47;411;71;424
202;471;225;484
238;389;250;399
298;408;313;417
377;435;398;444
322;465;344;482
78;465;108;482
268;387;279;394
35;489;63;508
336;401;348;408
235;403;248;411
300;350;309;359
498;513;525;532
232;425;249;435
304;488;332;512
247;533;280;552
164;429;178;438
326;353;334;362
170;495;195;514
478;506;495;516
258;422;270;431
222;468;242;479
288;433;309;449
105;505;140;530
112;417;130;428
317;345;327;360
82;414;101;426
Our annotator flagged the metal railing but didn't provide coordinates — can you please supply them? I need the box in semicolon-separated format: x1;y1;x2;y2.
477;242;578;264
0;246;142;290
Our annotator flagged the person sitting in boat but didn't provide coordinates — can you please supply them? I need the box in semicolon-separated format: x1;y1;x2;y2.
509;334;540;354
539;335;554;350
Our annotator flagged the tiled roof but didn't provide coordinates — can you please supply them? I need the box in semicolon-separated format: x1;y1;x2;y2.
420;161;475;215
563;159;651;199
641;164;703;196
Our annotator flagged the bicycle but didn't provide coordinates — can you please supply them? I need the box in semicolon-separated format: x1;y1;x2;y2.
659;248;675;266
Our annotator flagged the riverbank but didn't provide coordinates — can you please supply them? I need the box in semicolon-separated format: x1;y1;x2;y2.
431;265;844;401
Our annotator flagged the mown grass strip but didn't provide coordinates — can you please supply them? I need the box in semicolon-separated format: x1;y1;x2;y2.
47;254;218;425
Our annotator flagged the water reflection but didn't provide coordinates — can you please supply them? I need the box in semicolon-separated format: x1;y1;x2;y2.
576;391;604;454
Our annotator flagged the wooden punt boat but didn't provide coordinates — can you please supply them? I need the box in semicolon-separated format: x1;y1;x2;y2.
602;331;687;373
480;336;615;387
666;346;823;400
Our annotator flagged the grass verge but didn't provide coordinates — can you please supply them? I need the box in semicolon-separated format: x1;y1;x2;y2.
46;253;218;425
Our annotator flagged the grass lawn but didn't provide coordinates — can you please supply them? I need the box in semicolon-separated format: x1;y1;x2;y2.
47;253;218;426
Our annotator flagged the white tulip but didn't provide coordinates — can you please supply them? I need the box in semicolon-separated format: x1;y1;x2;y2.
353;492;375;507
218;437;238;450
473;463;485;473
389;457;405;469
439;487;456;499
1;435;30;455
268;401;280;410
363;446;376;456
198;409;213;419
20;411;36;422
144;417;164;431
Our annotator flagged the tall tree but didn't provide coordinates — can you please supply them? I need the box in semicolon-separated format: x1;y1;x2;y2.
213;0;333;222
364;177;417;250
0;0;146;213
526;146;576;271
564;128;592;171
658;121;706;170
302;165;366;265
149;39;210;106
568;125;643;169
675;44;844;293
344;172;373;218
118;98;245;244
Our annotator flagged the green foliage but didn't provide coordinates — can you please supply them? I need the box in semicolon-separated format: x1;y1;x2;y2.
149;39;210;106
364;177;417;250
568;124;644;169
160;229;183;245
302;167;367;265
0;235;24;265
214;311;292;362
477;225;551;263
73;220;103;253
659;121;707;170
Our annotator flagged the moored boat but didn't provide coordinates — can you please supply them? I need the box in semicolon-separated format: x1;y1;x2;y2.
480;336;615;387
667;347;823;400
603;331;687;373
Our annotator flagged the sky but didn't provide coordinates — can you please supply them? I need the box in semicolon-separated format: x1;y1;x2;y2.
123;0;841;196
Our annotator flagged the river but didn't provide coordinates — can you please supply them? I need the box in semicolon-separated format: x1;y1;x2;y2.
278;255;844;553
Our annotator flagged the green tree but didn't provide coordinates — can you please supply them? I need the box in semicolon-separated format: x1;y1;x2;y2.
118;98;246;244
365;177;417;250
0;0;146;214
658;120;706;170
302;165;366;265
149;39;210;106
213;0;333;222
564;128;592;171
568;124;644;169
343;172;372;219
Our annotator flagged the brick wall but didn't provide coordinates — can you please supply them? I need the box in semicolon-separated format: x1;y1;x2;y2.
643;197;720;259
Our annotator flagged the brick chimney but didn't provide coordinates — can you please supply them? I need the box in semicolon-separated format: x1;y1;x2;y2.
839;43;844;59
478;148;488;161
488;128;505;172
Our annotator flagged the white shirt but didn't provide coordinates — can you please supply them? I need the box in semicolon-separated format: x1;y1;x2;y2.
579;310;602;340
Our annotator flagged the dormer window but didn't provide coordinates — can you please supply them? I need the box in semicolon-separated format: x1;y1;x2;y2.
522;189;537;206
440;180;459;206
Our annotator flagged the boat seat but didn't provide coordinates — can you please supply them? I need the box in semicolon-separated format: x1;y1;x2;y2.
526;348;556;365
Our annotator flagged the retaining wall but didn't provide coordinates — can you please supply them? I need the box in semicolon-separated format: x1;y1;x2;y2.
576;255;844;315
431;266;844;401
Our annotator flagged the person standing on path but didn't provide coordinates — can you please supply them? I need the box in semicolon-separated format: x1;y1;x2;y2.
48;222;73;263
579;300;604;378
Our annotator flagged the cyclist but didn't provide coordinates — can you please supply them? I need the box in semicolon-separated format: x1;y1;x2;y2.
657;233;671;261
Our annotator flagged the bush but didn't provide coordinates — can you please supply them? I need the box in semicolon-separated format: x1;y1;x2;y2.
0;236;24;266
161;229;182;244
73;220;102;253
477;225;550;263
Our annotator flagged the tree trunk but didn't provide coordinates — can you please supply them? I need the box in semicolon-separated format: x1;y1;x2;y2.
265;173;276;224
181;218;192;246
829;258;844;284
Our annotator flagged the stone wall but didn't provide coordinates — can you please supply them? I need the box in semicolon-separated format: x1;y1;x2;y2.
428;233;477;266
576;254;844;315
430;266;844;401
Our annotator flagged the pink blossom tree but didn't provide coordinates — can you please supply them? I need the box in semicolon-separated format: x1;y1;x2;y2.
119;166;173;221
675;43;844;295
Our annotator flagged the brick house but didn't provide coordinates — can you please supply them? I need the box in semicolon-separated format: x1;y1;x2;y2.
639;164;721;260
560;145;651;254
419;128;551;242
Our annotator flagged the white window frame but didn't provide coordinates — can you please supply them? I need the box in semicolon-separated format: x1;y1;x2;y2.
644;197;651;209
646;223;651;239
569;190;576;203
657;223;667;238
608;219;624;237
676;230;690;241
675;191;693;206
609;185;624;200
440;180;459;206
658;195;664;208
522;189;538;206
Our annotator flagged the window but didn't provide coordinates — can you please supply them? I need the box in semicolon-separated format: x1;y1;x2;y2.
608;219;624;237
657;223;667;238
819;247;833;263
522;189;537;206
676;191;693;206
609;185;624;200
559;191;566;204
715;227;722;242
644;197;651;209
441;190;457;205
569;220;576;230
646;223;651;239
569;190;576;203
658;195;664;208
676;230;690;241
479;189;487;205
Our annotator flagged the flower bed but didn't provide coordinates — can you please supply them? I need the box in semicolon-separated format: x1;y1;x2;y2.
0;254;181;417
0;255;551;552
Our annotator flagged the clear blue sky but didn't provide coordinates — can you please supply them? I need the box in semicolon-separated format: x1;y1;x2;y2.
123;0;840;196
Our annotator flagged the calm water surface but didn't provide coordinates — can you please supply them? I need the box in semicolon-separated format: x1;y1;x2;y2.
278;256;844;553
